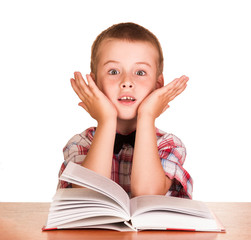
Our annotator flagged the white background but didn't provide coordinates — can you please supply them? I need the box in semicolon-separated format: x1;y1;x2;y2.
0;0;250;202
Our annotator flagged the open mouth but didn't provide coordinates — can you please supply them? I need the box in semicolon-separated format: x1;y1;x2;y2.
118;96;136;102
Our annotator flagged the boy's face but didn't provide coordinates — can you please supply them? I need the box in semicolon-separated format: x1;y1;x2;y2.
93;39;163;122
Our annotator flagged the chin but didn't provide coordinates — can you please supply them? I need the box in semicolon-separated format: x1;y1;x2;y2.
117;112;137;121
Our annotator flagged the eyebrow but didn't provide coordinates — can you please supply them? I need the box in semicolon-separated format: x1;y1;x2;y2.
103;60;152;68
103;60;120;66
135;62;152;68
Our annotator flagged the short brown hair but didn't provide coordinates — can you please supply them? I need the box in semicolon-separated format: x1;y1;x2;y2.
91;22;164;76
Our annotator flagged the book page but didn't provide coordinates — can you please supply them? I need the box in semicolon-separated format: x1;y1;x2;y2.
47;189;130;227
60;162;130;215
131;211;220;232
130;195;224;232
46;214;126;229
51;188;127;216
53;219;134;232
130;195;212;218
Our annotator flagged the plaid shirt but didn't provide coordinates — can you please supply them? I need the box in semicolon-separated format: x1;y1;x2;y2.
58;127;193;199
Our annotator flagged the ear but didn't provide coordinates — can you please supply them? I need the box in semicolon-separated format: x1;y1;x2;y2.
90;72;96;82
156;74;164;89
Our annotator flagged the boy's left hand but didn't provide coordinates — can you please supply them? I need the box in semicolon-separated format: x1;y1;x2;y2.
138;75;189;119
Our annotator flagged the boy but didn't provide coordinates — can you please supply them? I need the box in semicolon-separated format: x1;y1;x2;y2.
58;22;193;199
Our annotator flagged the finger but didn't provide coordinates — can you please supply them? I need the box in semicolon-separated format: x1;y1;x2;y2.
70;78;86;100
162;76;185;93
74;72;87;88
171;80;187;95
161;104;170;114
165;78;180;89
166;76;188;96
86;74;107;98
168;83;187;102
78;102;89;112
172;76;189;89
157;76;188;106
86;74;99;92
173;75;189;86
74;72;92;96
174;76;188;92
155;81;177;97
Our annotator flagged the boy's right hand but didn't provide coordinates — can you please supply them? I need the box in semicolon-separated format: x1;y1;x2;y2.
70;72;117;124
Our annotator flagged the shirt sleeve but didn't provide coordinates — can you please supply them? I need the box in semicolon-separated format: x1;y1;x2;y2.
157;132;193;199
57;127;95;189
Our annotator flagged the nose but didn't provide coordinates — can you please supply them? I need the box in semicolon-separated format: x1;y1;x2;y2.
120;77;134;89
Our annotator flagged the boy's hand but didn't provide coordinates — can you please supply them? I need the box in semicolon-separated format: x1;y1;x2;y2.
138;75;189;119
70;72;117;124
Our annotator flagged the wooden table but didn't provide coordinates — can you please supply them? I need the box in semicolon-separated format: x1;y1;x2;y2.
0;202;250;240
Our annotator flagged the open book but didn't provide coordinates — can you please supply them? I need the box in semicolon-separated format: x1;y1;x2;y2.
43;162;225;232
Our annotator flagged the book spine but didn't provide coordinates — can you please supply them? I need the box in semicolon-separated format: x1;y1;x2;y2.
166;228;196;231
42;226;58;231
124;221;137;231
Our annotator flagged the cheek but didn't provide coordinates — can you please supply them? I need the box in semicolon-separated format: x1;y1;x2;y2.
137;80;156;95
96;77;108;92
97;80;116;99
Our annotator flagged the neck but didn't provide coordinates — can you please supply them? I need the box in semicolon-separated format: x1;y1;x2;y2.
116;117;137;135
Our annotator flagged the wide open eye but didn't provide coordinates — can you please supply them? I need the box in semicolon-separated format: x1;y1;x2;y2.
108;69;120;75
136;70;146;76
